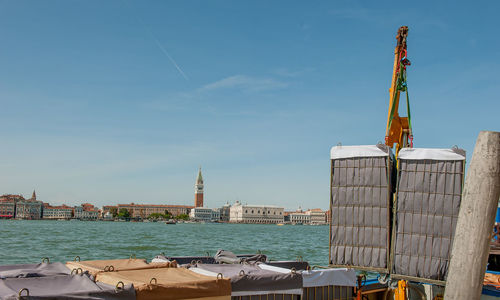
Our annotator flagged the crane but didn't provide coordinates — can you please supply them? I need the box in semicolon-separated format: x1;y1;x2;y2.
387;26;412;300
385;26;413;156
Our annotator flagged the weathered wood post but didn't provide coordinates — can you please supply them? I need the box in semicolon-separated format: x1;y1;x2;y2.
444;131;500;300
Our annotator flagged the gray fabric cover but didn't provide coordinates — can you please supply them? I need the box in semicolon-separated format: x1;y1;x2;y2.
0;263;70;279
392;158;465;281
0;274;135;300
195;264;302;292
266;261;309;271
330;148;393;270
214;250;241;264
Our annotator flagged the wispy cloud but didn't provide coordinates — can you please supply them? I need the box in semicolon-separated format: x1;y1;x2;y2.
141;74;290;113
200;75;288;92
272;67;315;78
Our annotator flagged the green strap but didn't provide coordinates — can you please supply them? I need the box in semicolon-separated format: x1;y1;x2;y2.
406;84;412;135
387;68;411;135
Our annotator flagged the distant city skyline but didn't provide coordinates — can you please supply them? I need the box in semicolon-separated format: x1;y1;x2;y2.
1;1;498;210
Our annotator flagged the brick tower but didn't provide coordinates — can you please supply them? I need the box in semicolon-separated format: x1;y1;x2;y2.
194;167;204;207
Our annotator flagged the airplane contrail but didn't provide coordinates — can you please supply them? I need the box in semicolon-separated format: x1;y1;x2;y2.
123;0;189;81
149;33;189;81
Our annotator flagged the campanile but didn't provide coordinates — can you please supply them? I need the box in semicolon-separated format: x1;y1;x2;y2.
195;167;204;207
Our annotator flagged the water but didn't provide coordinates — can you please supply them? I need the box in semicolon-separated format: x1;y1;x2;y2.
0;220;329;266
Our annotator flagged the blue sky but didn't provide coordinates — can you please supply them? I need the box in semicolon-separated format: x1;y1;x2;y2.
1;1;498;209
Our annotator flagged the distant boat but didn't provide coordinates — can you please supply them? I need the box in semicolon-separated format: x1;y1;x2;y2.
276;223;285;226
165;220;177;225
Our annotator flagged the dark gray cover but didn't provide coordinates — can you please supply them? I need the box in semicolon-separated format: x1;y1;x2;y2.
232;295;299;300
392;158;465;282
0;274;135;300
303;285;354;300
156;255;216;265
330;148;393;271
195;264;302;292
266;261;309;271
0;263;70;279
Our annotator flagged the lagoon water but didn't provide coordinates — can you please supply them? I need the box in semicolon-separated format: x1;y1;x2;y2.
0;220;329;266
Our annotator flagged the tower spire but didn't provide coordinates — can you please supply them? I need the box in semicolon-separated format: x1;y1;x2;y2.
197;166;203;184
31;190;36;201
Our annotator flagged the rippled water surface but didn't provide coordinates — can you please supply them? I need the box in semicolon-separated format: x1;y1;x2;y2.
0;220;329;266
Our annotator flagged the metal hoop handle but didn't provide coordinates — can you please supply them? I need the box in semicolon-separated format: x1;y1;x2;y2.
130;254;136;259
150;278;157;285
115;281;124;291
18;288;29;297
41;257;50;263
239;270;245;276
74;256;81;262
291;267;297;275
191;260;197;265
206;251;210;257
217;273;223;279
71;268;84;275
104;265;115;272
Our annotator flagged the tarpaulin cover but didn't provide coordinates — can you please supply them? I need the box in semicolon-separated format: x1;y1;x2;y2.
330;144;393;271
392;148;465;282
258;264;356;288
152;255;216;265
66;259;176;276
95;267;231;300
258;264;355;300
0;274;135;300
265;261;309;271
0;262;70;279
191;264;302;295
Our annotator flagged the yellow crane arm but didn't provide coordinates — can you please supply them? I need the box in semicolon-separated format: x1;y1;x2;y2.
385;26;413;155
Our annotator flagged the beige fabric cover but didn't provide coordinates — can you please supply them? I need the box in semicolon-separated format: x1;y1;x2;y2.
66;259;175;276
95;268;231;300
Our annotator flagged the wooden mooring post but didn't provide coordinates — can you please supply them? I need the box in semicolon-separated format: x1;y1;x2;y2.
444;131;500;300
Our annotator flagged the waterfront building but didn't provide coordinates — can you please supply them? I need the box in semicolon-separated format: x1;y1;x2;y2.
306;208;327;225
102;205;117;216
43;204;73;219
0;194;23;219
15;200;43;220
189;207;220;222
325;210;331;224
74;203;99;220
117;203;193;219
219;203;231;222
290;210;310;224
229;201;284;224
195;167;204;207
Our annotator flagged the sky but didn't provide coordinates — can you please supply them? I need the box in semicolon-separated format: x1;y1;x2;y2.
0;1;498;210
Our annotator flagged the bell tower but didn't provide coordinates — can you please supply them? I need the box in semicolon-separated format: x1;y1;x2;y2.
195;167;204;207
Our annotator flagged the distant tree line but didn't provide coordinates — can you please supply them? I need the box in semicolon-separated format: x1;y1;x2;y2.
108;207;189;221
